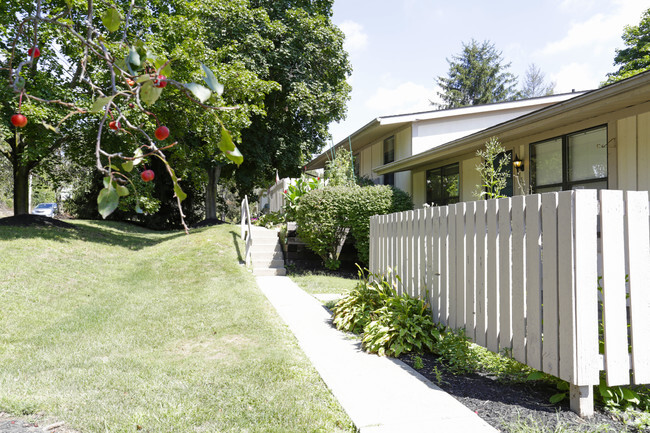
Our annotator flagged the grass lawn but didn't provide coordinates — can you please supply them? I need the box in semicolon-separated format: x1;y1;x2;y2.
288;272;358;296
0;221;354;432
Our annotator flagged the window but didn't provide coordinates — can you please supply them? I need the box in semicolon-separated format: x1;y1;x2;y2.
495;150;513;197
426;163;459;206
530;125;608;193
383;136;395;186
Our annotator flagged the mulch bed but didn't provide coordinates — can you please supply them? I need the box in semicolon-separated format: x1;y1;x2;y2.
0;214;76;229
400;352;637;432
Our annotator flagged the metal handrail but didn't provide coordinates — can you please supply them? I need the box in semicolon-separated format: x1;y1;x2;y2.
240;195;253;266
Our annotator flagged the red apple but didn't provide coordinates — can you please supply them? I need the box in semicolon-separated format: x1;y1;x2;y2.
11;114;28;128
126;79;135;87
154;125;169;140
109;120;120;130
153;75;167;88
141;170;155;182
28;47;40;58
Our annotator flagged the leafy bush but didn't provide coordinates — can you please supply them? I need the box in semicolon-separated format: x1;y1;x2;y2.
348;185;412;264
295;184;412;269
325;148;356;187
295;186;352;269
362;292;440;357
332;267;396;334
255;211;284;228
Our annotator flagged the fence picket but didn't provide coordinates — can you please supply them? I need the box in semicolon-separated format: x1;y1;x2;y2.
475;200;487;347
440;206;450;327
600;190;632;386
558;192;576;384
431;207;441;323
574;190;599;386
396;212;403;295
465;201;476;341
525;194;543;371
486;199;499;353
455;203;467;329
625;191;650;384
541;193;560;377
498;198;513;351
511;196;526;364
419;209;427;301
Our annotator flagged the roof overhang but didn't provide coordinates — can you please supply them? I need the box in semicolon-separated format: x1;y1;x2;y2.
374;71;650;175
307;92;584;171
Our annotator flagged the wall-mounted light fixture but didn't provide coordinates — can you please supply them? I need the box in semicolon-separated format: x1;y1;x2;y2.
513;155;524;173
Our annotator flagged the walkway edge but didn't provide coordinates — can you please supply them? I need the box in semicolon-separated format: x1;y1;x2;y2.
256;275;499;433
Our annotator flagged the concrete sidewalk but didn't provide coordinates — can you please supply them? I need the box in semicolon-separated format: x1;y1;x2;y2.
256;276;498;433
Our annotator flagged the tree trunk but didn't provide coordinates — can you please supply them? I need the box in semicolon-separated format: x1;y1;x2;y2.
205;164;221;220
13;165;30;215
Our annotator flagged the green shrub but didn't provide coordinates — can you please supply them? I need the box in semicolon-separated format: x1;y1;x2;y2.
348;185;412;264
362;292;440;357
295;184;412;269
283;175;323;221
295;186;353;269
255;211;284;228
325;148;356;187
332;267;396;334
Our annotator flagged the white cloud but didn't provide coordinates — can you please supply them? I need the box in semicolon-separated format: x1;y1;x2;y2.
364;82;438;115
550;62;602;93
339;20;368;53
541;1;648;56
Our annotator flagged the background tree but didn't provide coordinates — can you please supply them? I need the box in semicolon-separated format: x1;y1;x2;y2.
435;39;518;109
603;8;650;85
232;0;352;194
520;63;555;98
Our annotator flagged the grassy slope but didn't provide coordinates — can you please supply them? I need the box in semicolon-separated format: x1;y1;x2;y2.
0;221;353;432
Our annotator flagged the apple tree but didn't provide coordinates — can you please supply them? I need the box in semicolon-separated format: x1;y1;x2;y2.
1;0;263;231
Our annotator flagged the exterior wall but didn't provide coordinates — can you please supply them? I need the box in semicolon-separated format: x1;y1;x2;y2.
408;100;650;205
394;127;412;193
411;107;555;156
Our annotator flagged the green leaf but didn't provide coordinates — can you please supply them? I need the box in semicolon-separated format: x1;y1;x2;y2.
133;148;144;166
116;185;129;197
41;122;60;134
621;388;640;405
125;47;141;75
154;57;172;77
224;146;243;166
526;371;545;381
185;83;212;103
173;182;187;202
97;186;119;219
91;96;114;113
140;81;163;106
217;126;235;152
102;7;121;32
549;393;566;404
122;161;134;172
103;176;111;188
201;63;223;95
136;74;151;84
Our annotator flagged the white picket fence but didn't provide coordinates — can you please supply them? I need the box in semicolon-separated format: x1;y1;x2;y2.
368;190;650;416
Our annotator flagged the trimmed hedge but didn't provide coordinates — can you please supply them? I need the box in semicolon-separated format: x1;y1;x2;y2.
295;184;412;269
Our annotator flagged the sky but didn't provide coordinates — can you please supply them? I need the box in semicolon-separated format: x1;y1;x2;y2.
327;0;648;145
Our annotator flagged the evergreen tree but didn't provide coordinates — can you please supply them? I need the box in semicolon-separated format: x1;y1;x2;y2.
521;63;555;98
435;39;518;109
603;8;650;85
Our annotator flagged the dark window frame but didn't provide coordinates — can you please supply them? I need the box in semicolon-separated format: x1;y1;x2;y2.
530;125;608;193
426;162;460;206
383;136;395;186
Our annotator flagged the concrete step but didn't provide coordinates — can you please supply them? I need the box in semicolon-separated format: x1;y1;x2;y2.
252;244;283;255
253;267;286;276
252;258;285;268
252;238;280;246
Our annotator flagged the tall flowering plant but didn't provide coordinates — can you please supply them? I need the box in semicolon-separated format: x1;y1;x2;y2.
283;175;323;221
